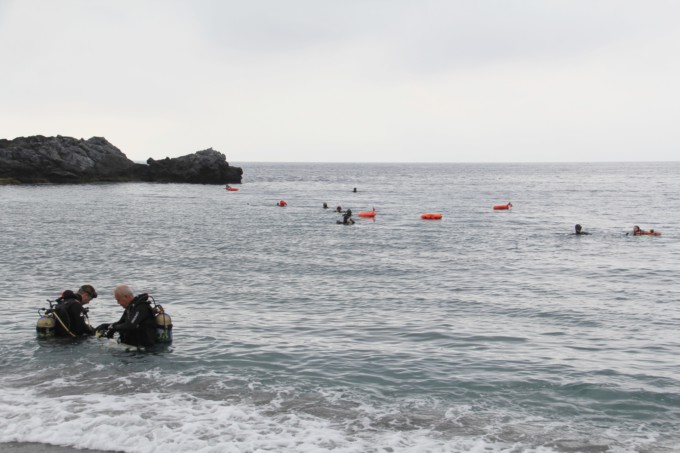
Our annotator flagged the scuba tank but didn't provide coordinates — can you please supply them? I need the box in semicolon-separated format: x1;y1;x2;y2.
150;296;173;343
36;305;56;337
36;292;88;338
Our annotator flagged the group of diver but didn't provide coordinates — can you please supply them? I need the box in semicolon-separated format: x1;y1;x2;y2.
575;224;661;236
320;193;658;234
282;185;660;233
321;201;356;224
37;284;172;348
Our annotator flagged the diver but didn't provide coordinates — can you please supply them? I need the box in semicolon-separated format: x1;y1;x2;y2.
335;205;344;213
353;188;357;193
323;202;328;209
574;224;590;235
626;225;646;236
52;285;98;337
338;209;355;225
96;284;157;347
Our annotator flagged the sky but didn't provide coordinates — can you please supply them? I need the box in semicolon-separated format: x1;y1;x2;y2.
1;0;679;163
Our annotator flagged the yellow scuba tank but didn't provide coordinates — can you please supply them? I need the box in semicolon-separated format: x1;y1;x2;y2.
155;312;173;343
151;296;173;343
146;295;173;343
36;310;56;337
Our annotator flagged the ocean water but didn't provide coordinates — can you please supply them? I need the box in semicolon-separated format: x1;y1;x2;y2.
0;162;679;453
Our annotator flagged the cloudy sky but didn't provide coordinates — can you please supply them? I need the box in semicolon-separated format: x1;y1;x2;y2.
1;0;679;163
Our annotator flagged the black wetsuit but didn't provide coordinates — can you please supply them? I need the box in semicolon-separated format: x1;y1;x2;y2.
53;292;94;337
110;294;157;347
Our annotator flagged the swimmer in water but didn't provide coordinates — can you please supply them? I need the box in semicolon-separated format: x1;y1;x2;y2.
338;209;355;225
574;224;590;235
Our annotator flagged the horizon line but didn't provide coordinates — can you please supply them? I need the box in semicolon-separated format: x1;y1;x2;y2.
226;160;680;165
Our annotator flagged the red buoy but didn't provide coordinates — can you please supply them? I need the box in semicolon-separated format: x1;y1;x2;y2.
358;207;377;217
493;202;512;210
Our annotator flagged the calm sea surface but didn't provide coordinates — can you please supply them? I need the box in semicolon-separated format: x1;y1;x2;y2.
1;162;679;452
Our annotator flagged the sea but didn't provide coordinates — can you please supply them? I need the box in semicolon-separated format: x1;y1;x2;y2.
1;162;679;453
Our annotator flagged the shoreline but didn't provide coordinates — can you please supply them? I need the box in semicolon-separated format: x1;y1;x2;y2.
0;443;121;453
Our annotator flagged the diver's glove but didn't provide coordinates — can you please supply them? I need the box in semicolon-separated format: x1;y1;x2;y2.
104;323;119;339
95;323;110;332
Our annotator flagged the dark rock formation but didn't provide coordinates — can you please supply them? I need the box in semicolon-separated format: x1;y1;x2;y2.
0;135;136;183
0;135;242;184
142;149;242;184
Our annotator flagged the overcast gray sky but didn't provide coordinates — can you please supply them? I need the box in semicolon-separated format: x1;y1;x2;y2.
1;0;679;163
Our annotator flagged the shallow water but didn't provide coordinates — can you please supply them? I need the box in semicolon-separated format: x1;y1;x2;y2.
1;162;679;452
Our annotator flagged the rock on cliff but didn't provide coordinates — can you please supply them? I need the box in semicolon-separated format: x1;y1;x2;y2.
0;135;242;184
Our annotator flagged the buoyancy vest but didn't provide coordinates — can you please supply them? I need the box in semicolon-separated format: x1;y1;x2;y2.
117;294;158;347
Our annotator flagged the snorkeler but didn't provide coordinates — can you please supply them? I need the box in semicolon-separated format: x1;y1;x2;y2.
574;224;590;235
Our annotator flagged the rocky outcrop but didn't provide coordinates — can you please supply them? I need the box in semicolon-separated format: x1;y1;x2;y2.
0;135;136;183
142;149;242;184
0;135;242;184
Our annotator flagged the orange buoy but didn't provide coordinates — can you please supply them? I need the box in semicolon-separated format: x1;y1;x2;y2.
637;231;662;236
278;200;287;207
631;226;661;236
493;202;512;210
358;208;377;217
225;187;239;191
634;230;662;236
421;213;442;220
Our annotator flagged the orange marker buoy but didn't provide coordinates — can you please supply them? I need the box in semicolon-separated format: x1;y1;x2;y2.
421;213;442;220
225;187;239;191
278;200;287;207
493;202;512;210
633;230;662;236
637;231;662;236
358;207;377;217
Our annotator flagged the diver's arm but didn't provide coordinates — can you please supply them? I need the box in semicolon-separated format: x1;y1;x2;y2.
111;305;151;332
107;312;128;332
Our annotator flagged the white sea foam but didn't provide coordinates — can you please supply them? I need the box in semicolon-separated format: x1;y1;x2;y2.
0;386;568;453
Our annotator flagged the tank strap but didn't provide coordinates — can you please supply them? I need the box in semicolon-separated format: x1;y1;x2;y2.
52;310;76;338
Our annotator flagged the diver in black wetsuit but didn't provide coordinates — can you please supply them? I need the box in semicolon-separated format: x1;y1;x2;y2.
97;284;157;347
574;224;590;235
53;285;98;337
338;209;355;225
